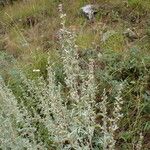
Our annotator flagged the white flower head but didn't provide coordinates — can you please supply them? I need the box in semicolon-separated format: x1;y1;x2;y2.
33;69;40;72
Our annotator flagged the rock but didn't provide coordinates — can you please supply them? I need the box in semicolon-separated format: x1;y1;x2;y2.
101;30;116;42
81;4;99;20
123;28;138;41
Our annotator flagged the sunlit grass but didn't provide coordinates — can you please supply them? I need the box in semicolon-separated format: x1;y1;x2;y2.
1;0;54;25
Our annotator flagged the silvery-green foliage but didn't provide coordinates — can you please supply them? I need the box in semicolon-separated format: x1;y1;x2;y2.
0;77;46;150
136;133;144;150
97;84;124;150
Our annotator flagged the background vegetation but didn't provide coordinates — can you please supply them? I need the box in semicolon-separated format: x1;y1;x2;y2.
0;0;150;149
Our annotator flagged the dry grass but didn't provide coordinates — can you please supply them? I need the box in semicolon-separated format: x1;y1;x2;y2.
0;1;150;149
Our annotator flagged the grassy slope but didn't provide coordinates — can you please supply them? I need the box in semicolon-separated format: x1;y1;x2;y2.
0;0;150;149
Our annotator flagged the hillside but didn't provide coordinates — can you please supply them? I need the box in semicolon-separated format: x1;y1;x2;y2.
0;0;150;149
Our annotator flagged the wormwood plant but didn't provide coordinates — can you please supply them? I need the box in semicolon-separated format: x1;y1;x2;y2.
0;4;129;150
0;76;46;150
